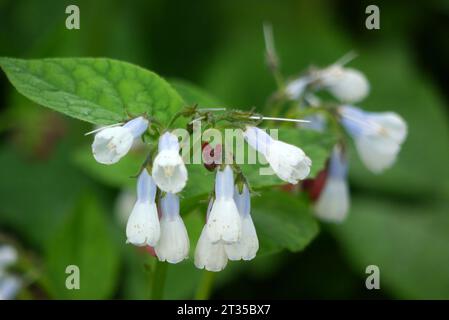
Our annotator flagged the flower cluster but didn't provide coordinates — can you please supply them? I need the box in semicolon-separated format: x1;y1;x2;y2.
91;117;312;271
285;58;408;222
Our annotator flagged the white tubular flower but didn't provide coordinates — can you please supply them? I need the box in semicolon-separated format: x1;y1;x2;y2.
339;105;408;173
155;193;190;264
244;126;312;184
318;65;369;103
225;185;259;261
206;166;242;243
152;132;188;193
92;116;149;165
315;145;350;223
195;200;228;272
126;169;160;247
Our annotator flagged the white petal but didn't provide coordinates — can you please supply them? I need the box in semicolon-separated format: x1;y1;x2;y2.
224;215;259;261
194;226;228;272
314;177;349;223
321;67;369;103
206;198;241;243
355;135;400;173
155;215;190;264
92;126;134;164
126;202;160;246
266;140;312;183
152;150;188;193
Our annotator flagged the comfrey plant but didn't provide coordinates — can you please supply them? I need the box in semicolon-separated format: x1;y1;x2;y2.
0;24;407;295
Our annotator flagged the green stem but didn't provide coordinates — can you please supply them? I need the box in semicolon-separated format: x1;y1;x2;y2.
195;271;216;300
151;260;168;300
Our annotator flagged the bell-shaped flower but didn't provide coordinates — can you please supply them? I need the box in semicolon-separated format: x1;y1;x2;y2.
126;169;160;246
339;105;407;173
318;66;369;103
152;132;188;193
155;193;190;264
195;199;228;272
244;126;312;184
224;185;259;261
206;166;242;243
92;116;149;165
314;145;350;223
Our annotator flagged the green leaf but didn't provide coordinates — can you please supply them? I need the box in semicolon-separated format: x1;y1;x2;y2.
252;191;319;256
0;57;184;125
44;194;121;299
170;79;224;107
332;195;449;299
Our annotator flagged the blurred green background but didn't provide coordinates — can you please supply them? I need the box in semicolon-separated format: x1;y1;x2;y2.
0;0;448;299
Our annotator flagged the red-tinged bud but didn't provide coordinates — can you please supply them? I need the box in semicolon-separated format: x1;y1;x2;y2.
202;142;222;171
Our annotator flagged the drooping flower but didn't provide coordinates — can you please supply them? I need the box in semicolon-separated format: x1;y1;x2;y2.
314;145;350;223
244;126;312;184
339;105;407;173
195;199;228;272
92;116;149;164
206;166;242;243
152;132;188;193
317;65;369;103
126;169;160;246
155;193;190;264
224;185;259;261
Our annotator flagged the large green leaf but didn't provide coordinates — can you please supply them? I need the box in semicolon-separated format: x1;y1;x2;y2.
0;57;184;125
45;194;121;299
332;195;449;299
170;79;224;107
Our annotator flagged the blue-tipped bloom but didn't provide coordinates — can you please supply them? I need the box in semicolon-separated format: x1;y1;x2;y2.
224;185;259;261
339;105;407;173
152;132;188;193
126;169;160;246
314;145;350;223
206;166;242;243
155;193;190;264
92;116;149;165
